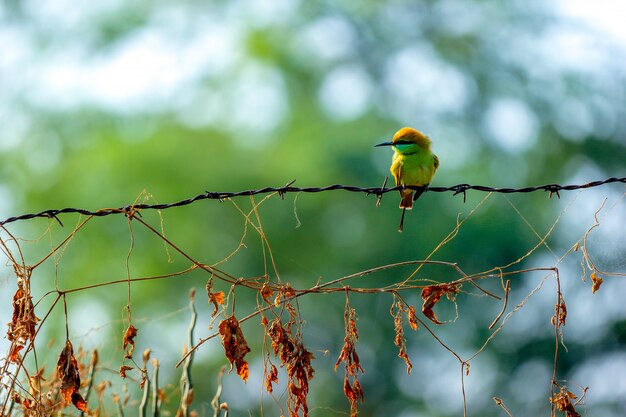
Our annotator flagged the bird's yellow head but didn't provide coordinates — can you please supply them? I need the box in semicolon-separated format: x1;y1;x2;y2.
375;127;432;154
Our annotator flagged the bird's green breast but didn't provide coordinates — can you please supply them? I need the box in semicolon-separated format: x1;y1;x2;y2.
391;150;438;186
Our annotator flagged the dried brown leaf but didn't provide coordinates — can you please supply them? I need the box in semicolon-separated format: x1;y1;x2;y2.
286;303;298;321
551;295;567;327
206;279;225;317
8;287;39;344
218;316;251;382
265;364;279;393
591;272;603;294
274;284;296;307
261;284;274;304
407;306;419;331
8;344;24;363
343;377;364;417
392;301;413;374
550;386;580;417
336;305;364;416
28;367;45;395
119;365;133;378
335;307;363;377
267;316;315;417
397;346;413;374
421;284;458;324
56;340;88;412
123;324;138;359
209;291;225;317
71;392;88;412
287;341;314;417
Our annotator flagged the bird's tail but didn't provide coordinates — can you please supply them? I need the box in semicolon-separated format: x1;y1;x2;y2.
398;208;406;232
399;190;413;210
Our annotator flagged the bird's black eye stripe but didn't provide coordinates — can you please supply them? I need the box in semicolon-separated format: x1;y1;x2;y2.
393;140;414;145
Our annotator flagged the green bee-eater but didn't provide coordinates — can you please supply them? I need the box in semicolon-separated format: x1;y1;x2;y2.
376;127;439;232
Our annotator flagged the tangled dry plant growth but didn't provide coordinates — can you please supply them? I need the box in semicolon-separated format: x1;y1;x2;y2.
1;180;624;417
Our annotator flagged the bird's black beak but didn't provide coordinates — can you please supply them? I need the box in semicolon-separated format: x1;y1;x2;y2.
375;141;394;147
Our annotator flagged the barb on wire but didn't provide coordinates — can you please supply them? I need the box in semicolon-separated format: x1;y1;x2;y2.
0;177;624;227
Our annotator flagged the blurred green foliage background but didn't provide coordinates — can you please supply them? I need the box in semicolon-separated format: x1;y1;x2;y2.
1;1;625;416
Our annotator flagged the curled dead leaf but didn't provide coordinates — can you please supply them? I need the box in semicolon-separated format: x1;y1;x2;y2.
335;307;363;377
274;284;296;307
343;377;364;417
551;295;567;327
28;367;45;396
206;279;225;317
261;284;274;304
407;306;419;331
265;364;279;393
209;291;225;317
267;316;315;417
391;300;413;374
8;287;39;345
591;272;603;294
123;324;138;359
218;316;251;382
8;344;24;363
550;386;580;417
119;365;133;378
56;340;88;412
336;305;364;417
421;283;459;324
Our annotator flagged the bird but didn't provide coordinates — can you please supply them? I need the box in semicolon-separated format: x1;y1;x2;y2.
375;127;439;232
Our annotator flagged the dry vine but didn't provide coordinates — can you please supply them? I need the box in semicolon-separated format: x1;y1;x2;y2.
1;183;625;417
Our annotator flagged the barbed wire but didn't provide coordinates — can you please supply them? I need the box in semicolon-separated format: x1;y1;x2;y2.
1;176;624;227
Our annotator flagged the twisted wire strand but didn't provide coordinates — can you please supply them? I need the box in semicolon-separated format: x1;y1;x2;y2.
1;177;624;227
